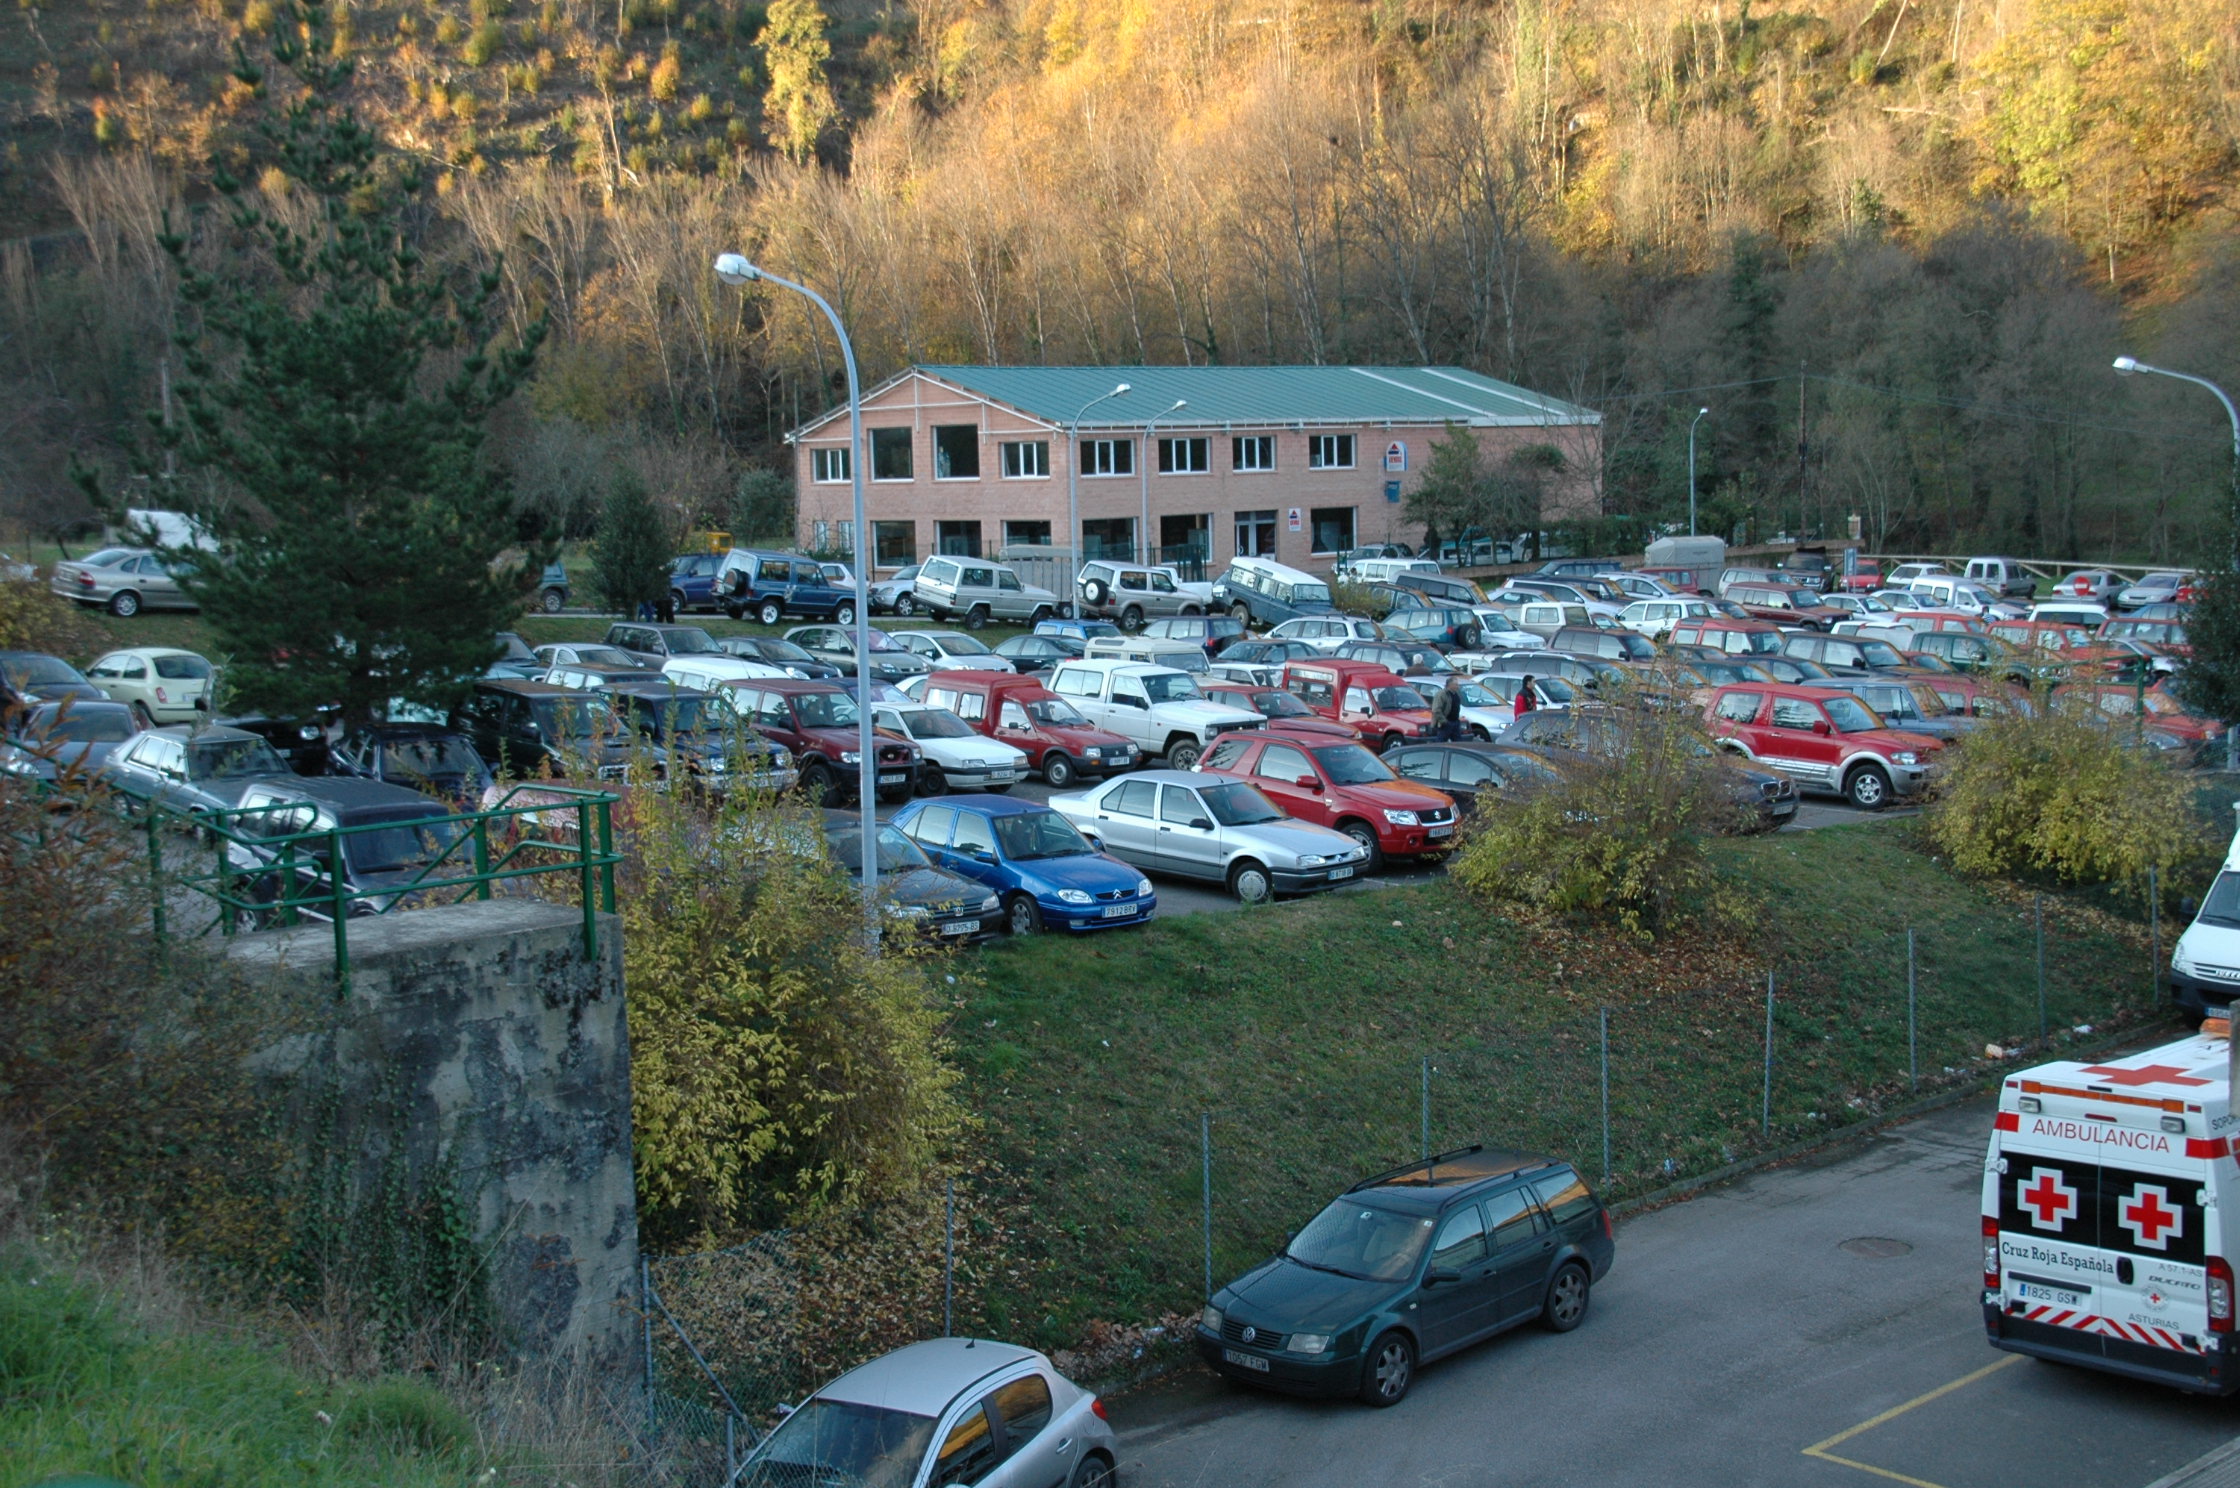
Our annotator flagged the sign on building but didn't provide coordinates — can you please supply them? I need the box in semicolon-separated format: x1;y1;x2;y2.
1287;507;1303;532
1384;441;1408;472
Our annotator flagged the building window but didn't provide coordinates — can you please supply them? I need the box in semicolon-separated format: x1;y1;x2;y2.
936;520;983;557
832;519;855;555
1080;438;1134;477
811;520;830;550
1159;514;1210;566
811;447;851;483
933;424;981;480
1003;520;1053;548
1000;440;1049;479
1232;435;1275;472
1235;509;1277;557
870;427;914;481
1307;433;1355;470
1081;517;1136;561
1309;506;1355;555
874;521;917;568
1158;437;1210;474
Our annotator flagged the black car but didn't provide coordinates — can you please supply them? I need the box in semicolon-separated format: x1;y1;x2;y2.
450;678;639;782
224;775;464;925
0;650;106;716
1197;1145;1615;1406
219;709;340;774
715;635;842;680
1384;742;1571;813
606;681;796;793
991;633;1083;676
328;723;494;806
821;810;1003;943
0;699;139;784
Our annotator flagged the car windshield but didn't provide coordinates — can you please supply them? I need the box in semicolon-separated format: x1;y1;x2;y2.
1313;744;1394;786
1288;580;1334;607
863;630;908;654
660;628;721;655
627;697;716;738
568;646;638;667
152;654;212;680
1851;641;1903;667
496;634;537;662
760;640;816;663
898;709;973;740
1783;589;1821;606
385;737;485;778
2;655;86;689
1737;631;1782;654
1370;687;1425;712
28;709;134;744
992;810;1095;861
1860;688;1916;718
1253;691;1312;718
1823;696;1882;732
828;822;933;876
1025;697;1088;726
930;633;991;656
188;738;288;779
344;814;462;875
536;698;614;739
1451;682;1502;706
737;1397;937;1488
1199;780;1286;826
1142;673;1201;703
795;693;862;729
1285;1198;1434;1283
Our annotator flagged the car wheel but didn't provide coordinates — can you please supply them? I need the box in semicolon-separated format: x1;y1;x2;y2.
1844;763;1892;811
919;763;947;796
757;599;784;626
966;604;990;631
1030;605;1055;625
1228;858;1273;904
894;593;917;617
1458;625;1482;649
1004;892;1042;936
1230;602;1251;623
799;759;839;806
1166;738;1202;770
836;600;857;625
1337;819;1384;873
108;589;142;618
1467;724;1491;741
1120;605;1145;633
132;702;156;729
1381;731;1403;753
669;588;687;614
1042;752;1078;788
1066;1453;1117;1488
1082;579;1110;608
541;587;566;614
1357;1330;1415;1407
1541;1262;1591;1332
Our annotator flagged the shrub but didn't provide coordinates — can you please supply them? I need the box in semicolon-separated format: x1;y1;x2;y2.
1450;705;1751;938
434;14;464;44
649;39;682;99
1924;699;2205;887
463;19;503;64
0;576;110;658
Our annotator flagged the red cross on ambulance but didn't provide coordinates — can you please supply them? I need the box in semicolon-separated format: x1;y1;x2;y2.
2077;1063;2213;1088
2119;1184;2183;1250
2019;1167;2078;1230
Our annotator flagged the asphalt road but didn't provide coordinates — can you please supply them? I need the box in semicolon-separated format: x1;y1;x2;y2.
1111;1097;2240;1488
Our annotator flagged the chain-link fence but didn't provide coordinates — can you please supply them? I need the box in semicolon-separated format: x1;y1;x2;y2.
640;896;2165;1473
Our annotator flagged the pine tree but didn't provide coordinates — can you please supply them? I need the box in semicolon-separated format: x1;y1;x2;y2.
593;470;675;617
757;0;838;164
106;1;545;726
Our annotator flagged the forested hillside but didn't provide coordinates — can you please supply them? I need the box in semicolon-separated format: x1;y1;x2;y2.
3;0;2236;557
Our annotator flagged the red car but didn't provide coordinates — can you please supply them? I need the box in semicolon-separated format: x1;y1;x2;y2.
1280;659;1436;752
1704;682;1942;810
1197;731;1457;869
919;671;1139;788
1844;558;1884;593
1200;681;1363;743
726;678;921;806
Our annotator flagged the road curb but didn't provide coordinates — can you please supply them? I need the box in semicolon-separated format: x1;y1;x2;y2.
2146;1436;2240;1488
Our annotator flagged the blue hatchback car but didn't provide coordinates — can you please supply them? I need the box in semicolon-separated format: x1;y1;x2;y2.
892;795;1155;936
1034;617;1123;645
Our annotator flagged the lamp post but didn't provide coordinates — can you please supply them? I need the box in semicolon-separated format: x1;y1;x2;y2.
1140;398;1187;565
1688;406;1710;538
2116;355;2240;770
714;252;878;927
1066;382;1131;611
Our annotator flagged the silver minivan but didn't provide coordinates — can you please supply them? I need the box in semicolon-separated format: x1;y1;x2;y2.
912;556;1062;629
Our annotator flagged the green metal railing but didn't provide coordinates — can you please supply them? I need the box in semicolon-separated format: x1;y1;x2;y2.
146;783;620;994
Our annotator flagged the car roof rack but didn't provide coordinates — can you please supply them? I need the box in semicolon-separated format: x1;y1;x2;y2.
1348;1145;1486;1192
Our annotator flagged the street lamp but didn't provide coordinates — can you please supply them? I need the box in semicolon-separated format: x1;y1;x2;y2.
714;251;878;928
1066;382;1130;610
2114;357;2240;573
1688;407;1710;537
1140;398;1187;566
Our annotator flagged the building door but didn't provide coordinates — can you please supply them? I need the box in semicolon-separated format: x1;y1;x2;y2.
1234;509;1277;558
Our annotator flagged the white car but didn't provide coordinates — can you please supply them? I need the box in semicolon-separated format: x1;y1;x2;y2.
662;656;789;690
1045;658;1262;769
1617;597;1713;641
82;646;217;726
1886;562;1956;588
1597;571;1680;603
1815;593;1895;622
871;564;921;615
892;629;1016;673
1466;606;1545;650
1267;616;1387;652
870;701;1029;794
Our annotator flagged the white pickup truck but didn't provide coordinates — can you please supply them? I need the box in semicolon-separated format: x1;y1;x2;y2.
1045;659;1261;769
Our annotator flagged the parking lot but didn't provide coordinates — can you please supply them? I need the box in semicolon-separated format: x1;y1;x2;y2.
1112;1094;2240;1488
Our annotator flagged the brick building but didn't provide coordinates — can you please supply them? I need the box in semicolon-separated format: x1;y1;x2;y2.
788;364;1602;575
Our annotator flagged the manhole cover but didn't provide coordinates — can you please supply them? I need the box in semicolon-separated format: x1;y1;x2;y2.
1840;1236;1913;1258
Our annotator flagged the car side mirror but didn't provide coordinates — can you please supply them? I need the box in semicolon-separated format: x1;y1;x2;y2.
193;695;210;712
1811;719;1832;736
1190;817;1214;831
1295;774;1321;791
1425;1267;1461;1286
969;847;996;863
2182;896;2200;919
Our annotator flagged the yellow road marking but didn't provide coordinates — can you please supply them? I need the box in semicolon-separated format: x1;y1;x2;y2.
1801;1354;2025;1488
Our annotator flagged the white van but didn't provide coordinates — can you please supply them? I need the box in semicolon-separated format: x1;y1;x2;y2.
2031;601;2112;628
1983;1025;2240;1392
1909;575;2008;617
1965;556;2039;599
2170;815;2240;1024
1339;555;1443;584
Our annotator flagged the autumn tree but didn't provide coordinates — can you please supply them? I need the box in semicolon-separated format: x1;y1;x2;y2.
758;0;838;164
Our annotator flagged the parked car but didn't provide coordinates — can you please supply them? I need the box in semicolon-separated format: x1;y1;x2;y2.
50;548;198;617
1077;561;1213;627
869;700;1029;795
1280;660;1437;752
1463;607;1547;651
2117;571;2193;610
990;633;1083;676
1050;770;1370;902
80;647;215;726
731;1338;1117;1488
893;795;1156;935
1506;599;1594;641
328;723;494;806
1268;616;1389;652
1141;614;1248;658
1501;705;1800;828
1812;592;1895;624
894;629;1016;673
1201;681;1362;742
1618;598;1715;641
808;810;1002;943
484;631;547;680
713;550;857;624
1046;658;1262;769
1382;605;1484;651
1034;617;1123;644
920;672;1139;787
2029;600;2113;629
1810;677;1979;743
870;564;922;616
1083;636;1211;674
0;699;138;784
99;723;295;818
450;679;636;783
1384;741;1571;813
784;624;934;683
720;678;920;805
913;556;1061;628
1332;641;1451;678
2101;617;2189;654
1473;650;1606;694
1964;556;2038;599
533;561;570;615
543;662;668;692
1390;571;1486;608
1550;627;1656;664
712;634;842;679
1;651;108;717
607;682;797;794
1208;639;1321;685
1704;682;1941;809
1886;562;1956;588
222;776;463;924
1779;633;1919;675
534;643;641;671
1842;557;1885;593
1399;675;1555;738
1597;572;1679;604
1196;731;1457;870
2052;569;2123;604
1666;618;1786;659
1197;1146;1614;1405
601;622;729;668
1778;547;1833;591
1725;581;1844;630
1213;555;1339;628
667;552;726;613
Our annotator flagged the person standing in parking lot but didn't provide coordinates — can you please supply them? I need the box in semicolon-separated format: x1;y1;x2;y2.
1431;676;1462;741
1514;676;1538;721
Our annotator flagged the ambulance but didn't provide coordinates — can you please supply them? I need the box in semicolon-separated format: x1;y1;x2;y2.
1983;1025;2240;1391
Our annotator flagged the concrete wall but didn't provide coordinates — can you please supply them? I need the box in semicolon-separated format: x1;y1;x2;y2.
227;899;638;1367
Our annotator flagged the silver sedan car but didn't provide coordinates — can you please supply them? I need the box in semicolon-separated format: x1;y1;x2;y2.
50;547;198;617
736;1338;1116;1488
1049;768;1369;902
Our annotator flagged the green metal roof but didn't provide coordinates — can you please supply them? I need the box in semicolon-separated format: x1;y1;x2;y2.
795;364;1598;438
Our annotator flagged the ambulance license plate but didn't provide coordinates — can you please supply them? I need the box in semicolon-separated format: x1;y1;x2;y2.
2016;1280;2086;1308
1222;1348;1270;1373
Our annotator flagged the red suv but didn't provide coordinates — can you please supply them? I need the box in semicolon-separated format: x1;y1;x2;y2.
1200;681;1362;744
1197;732;1457;869
728;678;921;806
1704;682;1941;810
919;671;1139;788
1281;660;1436;752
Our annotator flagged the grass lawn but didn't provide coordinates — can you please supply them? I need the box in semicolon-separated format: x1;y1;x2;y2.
943;824;2167;1343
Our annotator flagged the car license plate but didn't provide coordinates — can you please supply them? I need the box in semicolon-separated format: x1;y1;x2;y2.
939;920;975;936
2016;1280;2087;1307
1329;866;1354;881
878;772;906;785
1101;904;1134;919
1222;1348;1270;1373
1428;824;1454;839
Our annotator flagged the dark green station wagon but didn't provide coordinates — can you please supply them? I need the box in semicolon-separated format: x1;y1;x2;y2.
1195;1145;1616;1406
